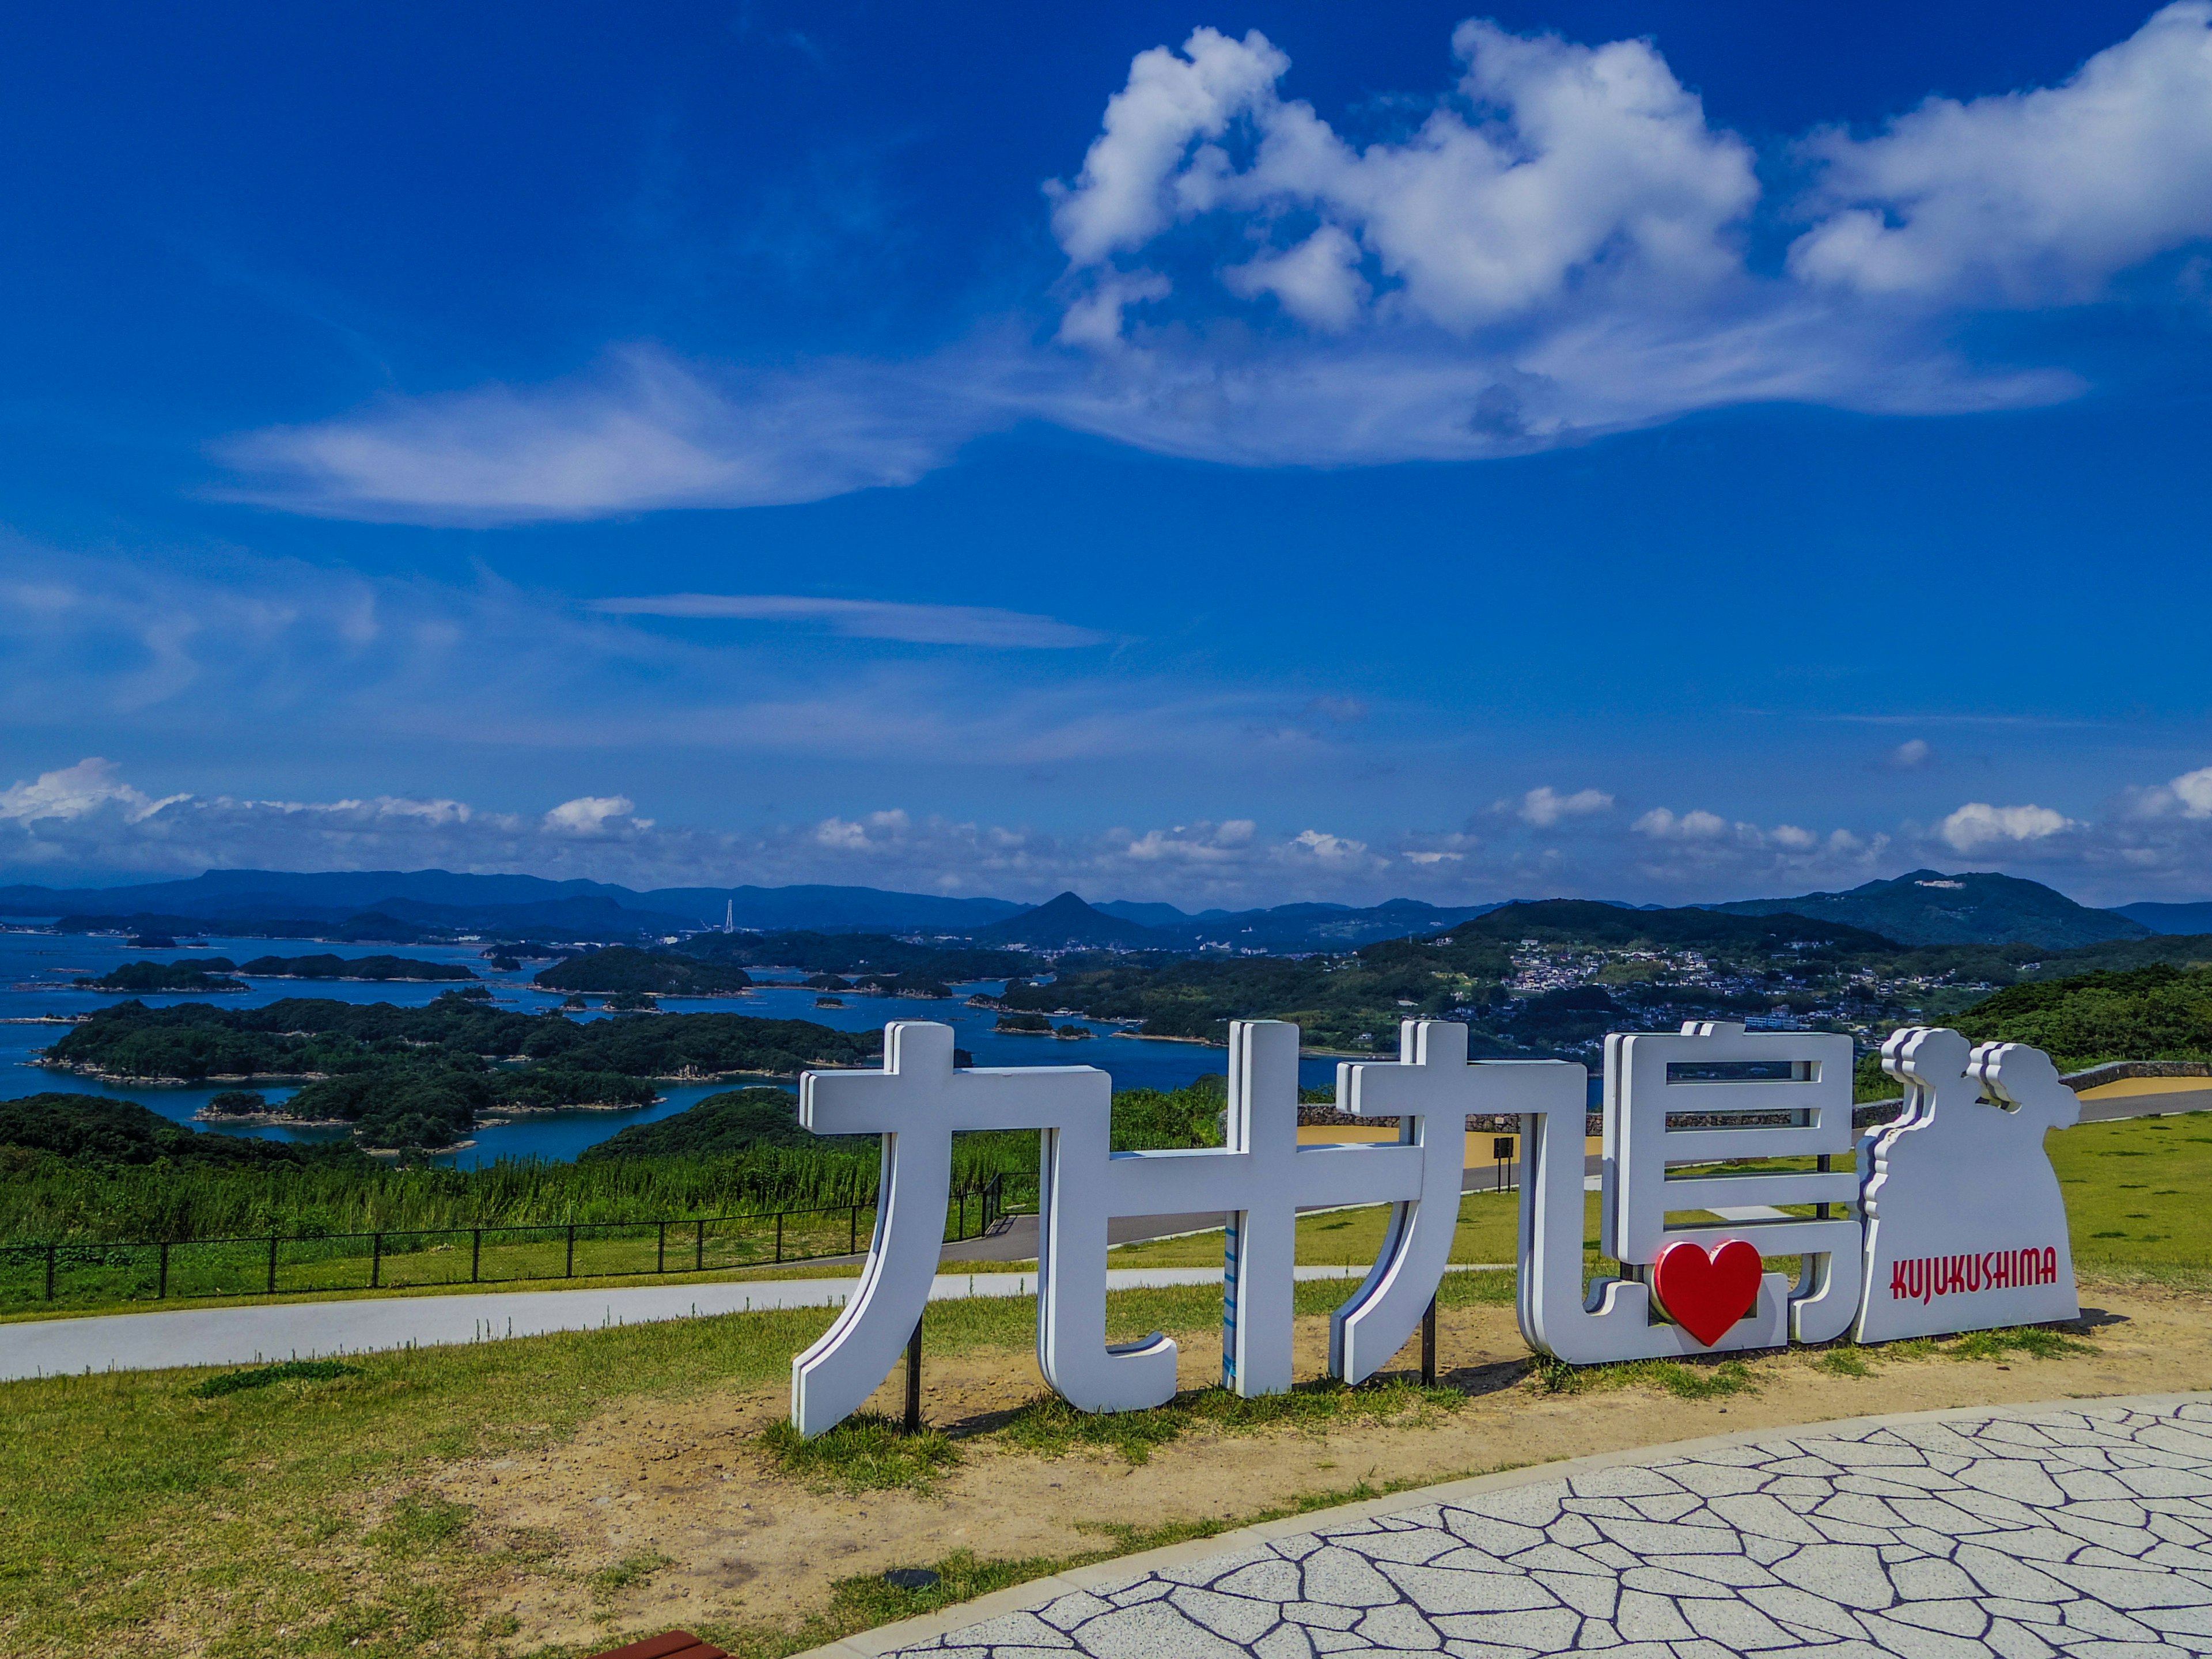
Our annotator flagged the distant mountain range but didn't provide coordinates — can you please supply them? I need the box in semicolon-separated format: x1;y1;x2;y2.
2114;900;2212;935
0;863;2180;953
0;869;1021;938
1709;869;2147;949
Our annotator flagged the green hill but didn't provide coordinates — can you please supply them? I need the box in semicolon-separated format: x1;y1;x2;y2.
1712;869;2146;949
0;1094;354;1169
1957;961;2212;1069
578;1088;836;1160
1455;899;1896;953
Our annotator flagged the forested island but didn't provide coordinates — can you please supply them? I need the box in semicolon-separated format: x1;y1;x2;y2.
532;945;753;996
233;954;476;982
35;994;881;1150
73;959;245;993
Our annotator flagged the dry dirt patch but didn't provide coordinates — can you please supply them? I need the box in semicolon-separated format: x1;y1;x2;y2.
422;1279;2212;1654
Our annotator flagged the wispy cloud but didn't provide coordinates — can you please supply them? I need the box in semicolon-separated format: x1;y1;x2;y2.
590;593;1108;648
204;8;2212;525
210;346;998;525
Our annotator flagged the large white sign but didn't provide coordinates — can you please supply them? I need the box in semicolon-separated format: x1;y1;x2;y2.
789;1016;2081;1435
1857;1025;2080;1340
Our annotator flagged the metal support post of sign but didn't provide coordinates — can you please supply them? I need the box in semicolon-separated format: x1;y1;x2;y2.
1421;1294;1437;1386
903;1311;924;1434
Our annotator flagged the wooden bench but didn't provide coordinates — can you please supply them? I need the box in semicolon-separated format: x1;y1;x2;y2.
584;1633;729;1659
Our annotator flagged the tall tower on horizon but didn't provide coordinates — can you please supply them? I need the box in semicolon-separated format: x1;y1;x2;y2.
724;899;734;934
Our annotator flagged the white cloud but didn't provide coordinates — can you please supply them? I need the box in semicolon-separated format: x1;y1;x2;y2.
1054;23;1757;335
1632;806;1729;840
1790;3;2212;305
544;795;648;836
2160;764;2212;817
1938;801;2075;851
1222;225;1370;332
1889;738;1933;770
1516;786;1615;827
1119;820;1257;863
213;346;988;525
204;13;2212;524
0;541;1298;782
0;757;185;825
1283;828;1374;865
591;593;1107;649
812;809;912;852
1046;28;1292;263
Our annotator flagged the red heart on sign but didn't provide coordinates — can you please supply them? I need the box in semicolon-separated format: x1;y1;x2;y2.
1653;1239;1764;1347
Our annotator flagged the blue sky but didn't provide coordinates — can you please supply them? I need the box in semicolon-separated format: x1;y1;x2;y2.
3;0;2211;908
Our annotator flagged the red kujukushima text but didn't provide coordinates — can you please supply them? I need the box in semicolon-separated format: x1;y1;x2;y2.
1889;1248;2059;1304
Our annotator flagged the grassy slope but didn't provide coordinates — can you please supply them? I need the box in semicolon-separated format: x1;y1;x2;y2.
1;1115;2201;1656
0;1274;1484;1658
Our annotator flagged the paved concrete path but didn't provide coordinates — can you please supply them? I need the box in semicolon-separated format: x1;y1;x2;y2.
827;1393;2212;1659
0;1264;1500;1381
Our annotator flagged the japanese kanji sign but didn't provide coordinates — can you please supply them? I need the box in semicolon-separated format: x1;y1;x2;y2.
789;1016;2080;1435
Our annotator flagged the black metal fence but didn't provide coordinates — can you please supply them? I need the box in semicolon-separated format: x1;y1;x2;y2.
0;1176;1008;1310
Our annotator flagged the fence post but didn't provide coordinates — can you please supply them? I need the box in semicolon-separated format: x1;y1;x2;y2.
850;1204;858;1256
46;1243;56;1301
158;1242;169;1301
775;1210;784;1264
566;1223;576;1278
695;1217;704;1271
267;1233;278;1296
903;1310;924;1434
372;1232;382;1290
472;1228;482;1282
657;1220;666;1274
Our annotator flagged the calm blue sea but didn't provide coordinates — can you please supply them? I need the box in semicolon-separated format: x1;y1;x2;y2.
0;929;1341;1166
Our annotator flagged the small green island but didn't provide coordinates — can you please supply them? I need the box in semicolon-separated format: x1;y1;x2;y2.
533;946;754;997
233;954;477;982
72;959;247;994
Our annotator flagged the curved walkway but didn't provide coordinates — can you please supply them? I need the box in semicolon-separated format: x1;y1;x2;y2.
0;1265;1512;1381
814;1393;2212;1659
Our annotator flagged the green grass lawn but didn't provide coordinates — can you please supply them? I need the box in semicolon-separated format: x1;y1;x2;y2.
2051;1109;2212;1281
2;1113;2202;1656
1105;1185;1533;1270
0;1273;1506;1659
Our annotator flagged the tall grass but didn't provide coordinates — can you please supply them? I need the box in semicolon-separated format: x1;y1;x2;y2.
0;1130;1044;1243
0;1076;1226;1245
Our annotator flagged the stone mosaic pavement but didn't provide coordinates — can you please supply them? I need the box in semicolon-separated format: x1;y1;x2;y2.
883;1397;2212;1658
